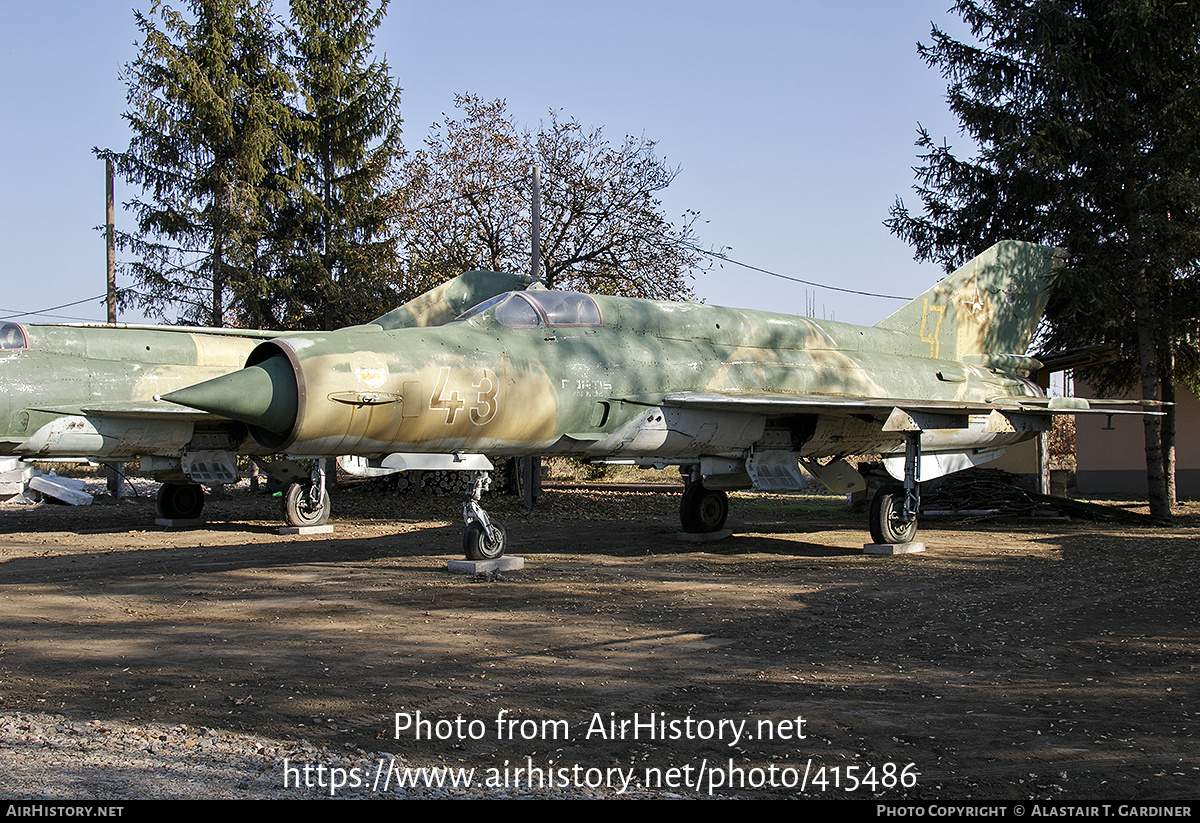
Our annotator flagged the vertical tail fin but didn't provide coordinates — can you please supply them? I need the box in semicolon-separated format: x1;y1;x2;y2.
874;241;1062;360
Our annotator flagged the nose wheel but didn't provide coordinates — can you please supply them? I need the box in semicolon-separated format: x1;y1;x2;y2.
464;520;507;560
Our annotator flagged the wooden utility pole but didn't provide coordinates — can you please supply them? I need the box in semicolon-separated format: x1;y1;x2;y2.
106;159;117;325
104;159;124;498
530;164;541;283
521;164;543;510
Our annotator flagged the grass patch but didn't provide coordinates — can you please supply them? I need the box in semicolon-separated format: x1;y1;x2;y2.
732;491;854;519
541;457;682;484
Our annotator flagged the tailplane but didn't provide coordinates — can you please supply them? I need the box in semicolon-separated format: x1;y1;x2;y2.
874;241;1062;360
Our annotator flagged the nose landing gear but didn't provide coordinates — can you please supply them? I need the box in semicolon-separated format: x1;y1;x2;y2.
463;471;506;560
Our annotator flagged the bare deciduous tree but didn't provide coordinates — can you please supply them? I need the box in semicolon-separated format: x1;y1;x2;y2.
400;94;705;300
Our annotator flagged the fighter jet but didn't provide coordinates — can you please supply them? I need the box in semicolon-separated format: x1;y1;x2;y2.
0;271;527;523
162;242;1152;556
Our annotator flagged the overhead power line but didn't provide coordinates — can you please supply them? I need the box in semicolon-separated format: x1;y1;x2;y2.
693;247;912;301
0;295;108;322
409;168;913;303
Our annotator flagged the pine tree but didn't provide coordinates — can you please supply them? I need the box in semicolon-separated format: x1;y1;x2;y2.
265;0;406;331
99;0;294;327
886;0;1200;516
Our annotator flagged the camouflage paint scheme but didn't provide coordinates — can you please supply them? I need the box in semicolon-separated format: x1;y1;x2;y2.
168;242;1055;459
1;326;254;459
371;271;531;330
0;270;527;473
164;242;1149;547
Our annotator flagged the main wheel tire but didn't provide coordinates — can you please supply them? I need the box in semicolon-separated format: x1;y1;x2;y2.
157;483;205;519
680;484;729;533
464;521;506;560
283;482;331;527
869;484;918;544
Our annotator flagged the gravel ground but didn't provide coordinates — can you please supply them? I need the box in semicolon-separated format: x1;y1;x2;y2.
1;711;696;799
2;476;1197;801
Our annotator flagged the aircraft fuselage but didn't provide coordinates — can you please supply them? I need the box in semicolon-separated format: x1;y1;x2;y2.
237;292;1043;464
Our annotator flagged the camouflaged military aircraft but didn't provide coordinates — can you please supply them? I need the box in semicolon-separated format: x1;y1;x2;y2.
0;271;527;523
161;241;1151;557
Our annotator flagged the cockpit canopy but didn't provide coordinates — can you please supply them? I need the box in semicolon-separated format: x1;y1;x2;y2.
0;323;28;350
457;291;603;328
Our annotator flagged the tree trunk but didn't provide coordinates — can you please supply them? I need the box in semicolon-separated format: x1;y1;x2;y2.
1134;295;1169;518
1160;351;1177;508
212;236;225;328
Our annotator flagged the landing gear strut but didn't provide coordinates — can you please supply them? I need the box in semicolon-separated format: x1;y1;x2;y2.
462;471;505;560
870;432;921;544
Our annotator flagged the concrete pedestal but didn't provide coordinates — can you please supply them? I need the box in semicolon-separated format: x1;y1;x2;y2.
447;556;525;574
278;525;334;535
155;518;206;529
863;542;926;555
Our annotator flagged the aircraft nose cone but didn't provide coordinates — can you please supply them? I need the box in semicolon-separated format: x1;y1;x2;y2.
163;353;298;435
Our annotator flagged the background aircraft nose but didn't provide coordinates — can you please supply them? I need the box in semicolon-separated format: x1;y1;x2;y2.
163;351;298;436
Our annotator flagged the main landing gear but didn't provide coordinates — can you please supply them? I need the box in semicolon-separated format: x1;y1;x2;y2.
679;469;729;533
282;481;331;527
869;432;921;544
462;471;506;560
157;482;205;519
680;484;729;533
281;460;330;528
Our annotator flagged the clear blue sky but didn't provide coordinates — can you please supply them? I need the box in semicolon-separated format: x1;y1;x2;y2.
0;1;974;326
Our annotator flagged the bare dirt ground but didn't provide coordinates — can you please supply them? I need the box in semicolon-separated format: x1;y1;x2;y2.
0;482;1197;800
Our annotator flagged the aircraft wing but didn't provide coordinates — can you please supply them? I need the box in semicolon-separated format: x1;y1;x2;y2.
54;323;285;338
29;400;220;421
621;390;1157;419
